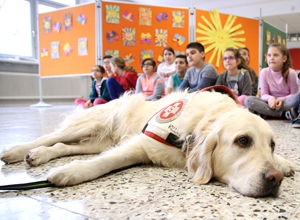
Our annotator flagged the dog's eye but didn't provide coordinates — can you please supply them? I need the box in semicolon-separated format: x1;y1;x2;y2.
270;141;275;152
236;136;252;148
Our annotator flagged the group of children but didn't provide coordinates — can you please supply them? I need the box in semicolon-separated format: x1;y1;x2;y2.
75;42;300;129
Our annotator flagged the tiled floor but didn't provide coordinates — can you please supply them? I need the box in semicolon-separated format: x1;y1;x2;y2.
0;104;299;220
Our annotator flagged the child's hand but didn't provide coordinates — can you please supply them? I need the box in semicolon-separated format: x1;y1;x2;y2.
268;97;276;109
84;100;92;109
275;98;283;111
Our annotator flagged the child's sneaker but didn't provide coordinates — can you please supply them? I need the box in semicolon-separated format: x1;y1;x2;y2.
292;115;300;128
285;108;298;120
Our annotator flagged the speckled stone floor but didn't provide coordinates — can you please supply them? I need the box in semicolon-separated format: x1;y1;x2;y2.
0;105;299;220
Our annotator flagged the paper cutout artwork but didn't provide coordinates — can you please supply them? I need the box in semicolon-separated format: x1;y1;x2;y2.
124;54;135;65
64;13;72;31
140;32;152;45
63;43;72;56
51;42;59;59
53;21;62;32
173;33;185;46
78;38;87;56
157;55;163;63
106;5;120;24
277;35;282;44
122;11;134;22
122;28;136;46
106;31;119;43
283;39;286;45
156;12;168;22
175;50;184;56
105;50;119;56
272;35;278;43
155;29;168;47
77;13;87;25
43;16;51;34
139;8;152;26
266;31;271;45
40;48;48;58
172;11;184;28
140;50;153;62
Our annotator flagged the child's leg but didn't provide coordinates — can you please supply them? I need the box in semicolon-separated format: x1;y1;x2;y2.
281;92;300;111
75;98;87;106
244;96;282;117
106;77;125;100
93;98;108;105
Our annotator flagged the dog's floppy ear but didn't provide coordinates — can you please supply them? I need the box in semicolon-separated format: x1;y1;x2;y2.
187;131;216;184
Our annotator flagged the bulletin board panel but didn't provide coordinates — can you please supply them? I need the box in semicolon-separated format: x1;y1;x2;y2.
262;21;286;68
102;1;189;73
39;3;96;77
195;9;259;75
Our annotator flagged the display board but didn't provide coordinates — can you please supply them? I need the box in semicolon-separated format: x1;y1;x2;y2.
38;3;96;77
195;9;259;74
102;1;189;73
262;21;287;68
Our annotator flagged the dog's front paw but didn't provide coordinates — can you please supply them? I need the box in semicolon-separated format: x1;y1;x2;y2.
1;145;31;164
48;160;98;186
25;146;52;167
281;162;295;177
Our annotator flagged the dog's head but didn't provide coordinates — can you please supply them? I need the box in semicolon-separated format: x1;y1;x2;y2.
187;107;284;197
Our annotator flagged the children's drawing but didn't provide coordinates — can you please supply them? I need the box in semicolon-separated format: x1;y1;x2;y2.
175;50;184;56
43;16;51;34
51;42;59;59
140;50;153;62
139;8;152;26
122;11;134;22
173;33;185;46
77;13;87;25
78;38;87;56
172;11;184;28
106;31;119;43
157;55;163;63
266;31;271;45
40;48;48;58
140;32;152;44
53;21;62;33
106;5;120;24
63;43;72;56
277;35;282;44
122;28;136;46
124;54;135;65
105;50;119;56
156;12;168;22
155;29;168;47
64;13;72;31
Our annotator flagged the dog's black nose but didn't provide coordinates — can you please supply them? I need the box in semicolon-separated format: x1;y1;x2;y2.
264;169;284;187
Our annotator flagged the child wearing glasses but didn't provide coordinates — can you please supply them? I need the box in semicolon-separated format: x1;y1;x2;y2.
178;42;218;92
75;65;110;108
135;58;165;101
245;43;299;119
102;55;114;78
106;56;138;100
216;47;253;106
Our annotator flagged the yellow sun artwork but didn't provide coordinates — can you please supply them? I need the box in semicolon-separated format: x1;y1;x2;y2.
196;9;246;67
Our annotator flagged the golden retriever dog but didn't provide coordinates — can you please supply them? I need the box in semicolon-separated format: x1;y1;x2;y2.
0;91;295;197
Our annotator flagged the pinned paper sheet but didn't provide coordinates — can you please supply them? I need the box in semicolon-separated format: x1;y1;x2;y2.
105;50;119;56
63;43;72;56
64;13;72;31
122;28;136;46
156;12;168;22
139;8;152;26
51;42;59;59
140;50;153;62
43;16;51;34
173;33;185;46
124;54;135;65
140;32;152;45
78;38;87;56
106;5;120;24
40;48;48;57
106;30;119;43
172;11;184;28
77;13;87;25
122;11;134;22
155;29;168;47
53;21;62;33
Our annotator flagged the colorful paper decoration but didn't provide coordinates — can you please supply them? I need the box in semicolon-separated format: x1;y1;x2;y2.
105;50;119;56
43;16;51;34
122;28;136;46
172;11;184;28
53;21;62;33
122;11;134;22
106;31;119;43
140;33;152;44
63;43;72;56
106;5;120;24
64;13;72;31
77;13;87;25
139;8;152;26
51;42;59;59
155;29;168;47
124;54;135;65
156;12;168;22
277;35;282;44
157;55;163;63
141;50;153;62
175;50;185;56
173;33;185;46
40;48;48;57
78;38;87;56
266;31;271;45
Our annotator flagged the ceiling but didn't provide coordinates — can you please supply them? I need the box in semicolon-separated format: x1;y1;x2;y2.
104;0;300;34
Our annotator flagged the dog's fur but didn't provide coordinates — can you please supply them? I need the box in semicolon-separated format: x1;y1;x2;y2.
0;91;295;197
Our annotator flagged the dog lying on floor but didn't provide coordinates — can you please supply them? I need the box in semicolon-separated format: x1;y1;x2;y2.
0;90;295;197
